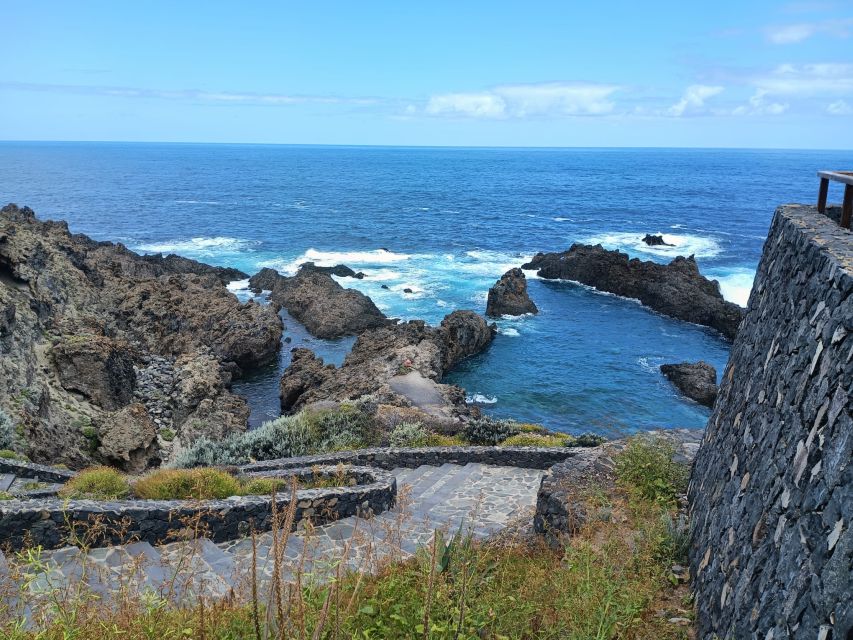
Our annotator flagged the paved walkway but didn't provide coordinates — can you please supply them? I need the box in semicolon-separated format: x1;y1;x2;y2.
5;463;544;603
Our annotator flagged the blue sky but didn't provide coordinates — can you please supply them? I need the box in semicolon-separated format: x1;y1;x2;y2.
2;1;852;147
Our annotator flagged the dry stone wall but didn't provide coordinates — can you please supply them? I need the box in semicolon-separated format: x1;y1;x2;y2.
689;205;852;639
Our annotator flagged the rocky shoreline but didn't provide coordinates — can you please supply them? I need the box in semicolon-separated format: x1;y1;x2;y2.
522;244;744;339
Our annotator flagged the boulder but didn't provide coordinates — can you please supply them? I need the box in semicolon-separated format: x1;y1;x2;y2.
660;361;718;407
486;268;538;317
97;403;159;473
642;234;673;247
248;267;388;339
522;244;744;340
52;335;136;410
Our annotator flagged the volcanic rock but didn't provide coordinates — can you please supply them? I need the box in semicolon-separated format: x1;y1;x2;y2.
642;234;674;247
0;203;281;469
299;261;365;279
486;268;538;317
660;361;718;407
522;244;743;339
249;267;388;339
280;310;496;417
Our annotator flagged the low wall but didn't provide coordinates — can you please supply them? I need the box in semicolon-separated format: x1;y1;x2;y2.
0;466;395;551
0;458;76;484
690;205;852;639
240;445;578;473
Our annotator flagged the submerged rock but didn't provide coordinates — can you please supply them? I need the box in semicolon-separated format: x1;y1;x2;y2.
279;310;496;418
486;268;538;317
660;361;718;407
642;234;674;247
249;266;388;339
522;244;743;340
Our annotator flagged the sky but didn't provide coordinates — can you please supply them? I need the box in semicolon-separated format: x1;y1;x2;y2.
2;1;852;148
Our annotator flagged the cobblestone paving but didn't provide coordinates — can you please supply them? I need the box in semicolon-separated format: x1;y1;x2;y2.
6;463;544;602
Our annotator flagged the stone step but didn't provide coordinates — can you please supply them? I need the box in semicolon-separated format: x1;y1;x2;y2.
406;464;458;502
395;464;440;492
0;474;16;492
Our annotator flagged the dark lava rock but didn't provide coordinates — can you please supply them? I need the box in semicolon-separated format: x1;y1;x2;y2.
299;261;365;279
642;234;674;247
139;253;248;284
381;284;389;290
486;268;538;317
249;267;388;339
280;310;496;413
660;361;718;407
403;288;413;294
522;244;743;340
52;335;136;410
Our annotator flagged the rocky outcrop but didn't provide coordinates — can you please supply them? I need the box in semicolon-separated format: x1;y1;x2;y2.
298;261;365;279
660;361;718;407
642;234;673;247
249;266;388;339
52;335;136;410
522;244;743;339
280;311;496;419
486;268;538;317
0;203;282;469
97;403;159;473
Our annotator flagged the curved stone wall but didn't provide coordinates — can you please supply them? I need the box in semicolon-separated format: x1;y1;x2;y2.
240;445;577;473
689;205;852;639
0;466;395;551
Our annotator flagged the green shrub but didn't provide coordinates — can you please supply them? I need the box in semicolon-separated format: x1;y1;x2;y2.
59;467;131;500
171;403;379;468
159;428;175;442
462;416;521;445
0;449;28;461
389;422;429;447
573;432;607;447
133;468;242;500
0;491;14;501
421;433;466;446
500;432;571;447
241;476;289;495
614;435;688;505
516;422;546;433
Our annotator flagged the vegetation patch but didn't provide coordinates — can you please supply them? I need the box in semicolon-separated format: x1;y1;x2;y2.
500;432;573;447
0;449;28;461
58;467;131;500
133;467;242;500
614;435;688;505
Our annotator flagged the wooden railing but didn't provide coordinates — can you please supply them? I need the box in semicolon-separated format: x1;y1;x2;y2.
817;170;853;228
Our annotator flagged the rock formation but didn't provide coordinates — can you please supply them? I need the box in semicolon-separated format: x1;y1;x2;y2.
642;234;673;247
659;361;718;407
0;204;283;469
249;267;388;339
280;310;496;421
298;261;365;279
486;268;538;317
522;244;743;339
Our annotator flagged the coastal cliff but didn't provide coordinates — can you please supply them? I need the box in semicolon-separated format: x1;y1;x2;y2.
0;204;283;469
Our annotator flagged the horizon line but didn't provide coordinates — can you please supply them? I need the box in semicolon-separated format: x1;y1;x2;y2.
0;139;850;153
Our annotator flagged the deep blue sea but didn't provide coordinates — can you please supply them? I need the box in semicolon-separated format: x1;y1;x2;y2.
1;142;847;435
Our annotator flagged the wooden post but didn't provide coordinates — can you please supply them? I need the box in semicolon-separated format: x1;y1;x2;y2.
818;177;829;213
842;184;853;229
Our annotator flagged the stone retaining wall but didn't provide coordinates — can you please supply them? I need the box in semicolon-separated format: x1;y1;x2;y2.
240;445;578;473
0;466;395;551
689;205;852;639
0;458;76;483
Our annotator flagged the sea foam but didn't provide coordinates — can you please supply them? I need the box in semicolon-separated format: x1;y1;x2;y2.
706;267;756;307
135;236;257;256
581;231;721;259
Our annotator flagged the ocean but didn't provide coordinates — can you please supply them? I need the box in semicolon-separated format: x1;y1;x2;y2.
1;142;847;435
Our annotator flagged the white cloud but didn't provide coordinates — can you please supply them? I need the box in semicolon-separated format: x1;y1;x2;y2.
755;63;853;95
731;90;790;116
425;92;507;118
666;84;724;116
423;83;619;119
764;18;853;44
827;99;852;115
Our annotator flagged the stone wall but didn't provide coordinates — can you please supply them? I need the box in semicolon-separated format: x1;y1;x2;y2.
0;458;76;483
239;445;577;473
0;466;395;551
689;205;852;639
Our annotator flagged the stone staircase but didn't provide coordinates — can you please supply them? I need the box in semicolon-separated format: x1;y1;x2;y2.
3;463;543;604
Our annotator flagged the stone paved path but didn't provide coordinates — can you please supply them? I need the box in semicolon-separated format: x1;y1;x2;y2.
6;463;543;603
